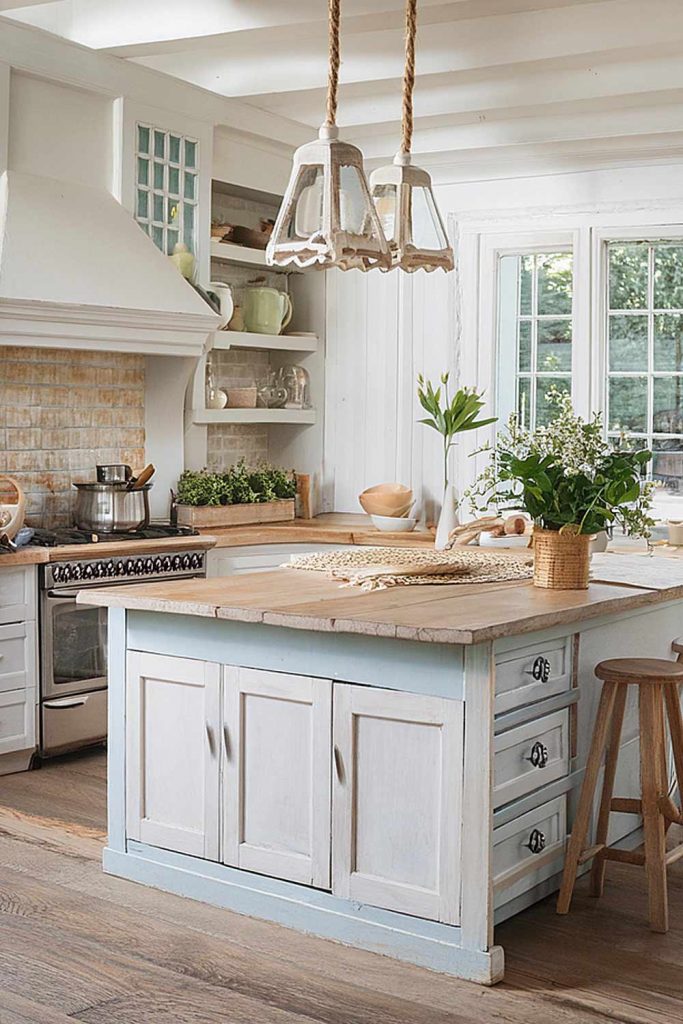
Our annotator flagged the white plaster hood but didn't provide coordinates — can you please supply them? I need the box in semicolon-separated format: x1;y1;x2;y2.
0;170;220;355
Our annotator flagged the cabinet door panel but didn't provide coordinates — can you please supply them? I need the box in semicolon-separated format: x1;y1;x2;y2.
222;666;331;888
127;652;220;859
332;684;463;924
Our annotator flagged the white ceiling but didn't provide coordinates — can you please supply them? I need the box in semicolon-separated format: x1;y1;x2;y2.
5;0;683;178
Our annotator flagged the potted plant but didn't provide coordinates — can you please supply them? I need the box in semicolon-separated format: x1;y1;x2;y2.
469;390;654;589
175;460;297;528
417;373;496;549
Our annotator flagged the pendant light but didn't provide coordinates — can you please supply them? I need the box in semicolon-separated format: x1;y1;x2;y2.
266;0;391;272
370;0;454;272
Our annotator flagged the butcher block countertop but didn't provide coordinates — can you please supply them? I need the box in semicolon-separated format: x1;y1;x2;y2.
78;552;683;645
200;512;434;548
0;534;216;568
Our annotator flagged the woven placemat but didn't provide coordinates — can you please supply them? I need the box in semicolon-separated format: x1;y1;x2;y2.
284;546;533;591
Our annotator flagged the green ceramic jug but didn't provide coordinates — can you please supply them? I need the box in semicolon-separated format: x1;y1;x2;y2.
243;286;293;336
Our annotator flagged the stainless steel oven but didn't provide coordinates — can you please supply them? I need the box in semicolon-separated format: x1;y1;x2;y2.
38;549;206;756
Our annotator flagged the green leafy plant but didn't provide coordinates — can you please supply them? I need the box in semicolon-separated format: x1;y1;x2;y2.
177;460;296;507
468;389;654;537
417;373;496;490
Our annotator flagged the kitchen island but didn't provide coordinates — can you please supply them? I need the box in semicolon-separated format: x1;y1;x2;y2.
81;553;683;985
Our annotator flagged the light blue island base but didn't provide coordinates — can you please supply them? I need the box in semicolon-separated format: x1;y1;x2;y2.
99;582;683;986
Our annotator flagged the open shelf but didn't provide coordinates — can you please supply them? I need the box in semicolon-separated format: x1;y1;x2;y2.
211;330;318;353
210;239;297;273
191;408;316;426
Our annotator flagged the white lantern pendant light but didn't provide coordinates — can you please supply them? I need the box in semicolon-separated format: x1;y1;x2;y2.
266;0;390;272
370;0;454;272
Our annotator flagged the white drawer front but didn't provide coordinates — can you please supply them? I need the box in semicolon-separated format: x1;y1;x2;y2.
0;566;36;625
493;795;566;908
0;621;36;694
494;709;569;808
0;688;36;755
495;636;571;715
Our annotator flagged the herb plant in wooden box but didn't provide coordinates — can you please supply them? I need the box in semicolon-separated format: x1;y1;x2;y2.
176;461;297;529
470;391;654;589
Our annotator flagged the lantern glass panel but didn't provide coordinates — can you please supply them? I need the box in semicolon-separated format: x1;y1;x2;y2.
289;166;324;240
372;183;398;243
339;164;371;235
410;185;445;251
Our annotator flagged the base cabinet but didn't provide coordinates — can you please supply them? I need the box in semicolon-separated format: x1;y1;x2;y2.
332;683;464;924
126;652;220;859
222;666;332;887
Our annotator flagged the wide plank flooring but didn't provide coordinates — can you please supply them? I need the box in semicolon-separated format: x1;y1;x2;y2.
0;751;680;1023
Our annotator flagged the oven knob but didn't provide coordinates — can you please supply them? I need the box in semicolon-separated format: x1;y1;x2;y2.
53;565;63;583
172;555;182;570
162;556;172;572
115;560;126;576
190;553;202;570
153;557;163;572
83;563;94;580
135;559;145;575
71;563;83;581
181;554;191;569
144;558;154;574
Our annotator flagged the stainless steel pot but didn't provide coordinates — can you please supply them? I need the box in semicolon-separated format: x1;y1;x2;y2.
96;464;132;484
73;482;151;533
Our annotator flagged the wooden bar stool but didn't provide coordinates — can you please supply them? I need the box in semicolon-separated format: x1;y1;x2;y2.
557;657;683;933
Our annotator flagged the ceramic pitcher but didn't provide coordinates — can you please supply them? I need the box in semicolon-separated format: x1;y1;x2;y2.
243;287;293;336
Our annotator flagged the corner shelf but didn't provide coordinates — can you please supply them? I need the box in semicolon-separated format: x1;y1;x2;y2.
191;408;316;426
211;330;318;353
210;239;298;274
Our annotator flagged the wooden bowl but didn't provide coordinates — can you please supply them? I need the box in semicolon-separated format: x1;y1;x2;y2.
359;483;413;517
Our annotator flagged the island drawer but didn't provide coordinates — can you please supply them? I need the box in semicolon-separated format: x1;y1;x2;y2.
494;635;572;715
494;709;569;808
0;621;36;694
493;794;566;909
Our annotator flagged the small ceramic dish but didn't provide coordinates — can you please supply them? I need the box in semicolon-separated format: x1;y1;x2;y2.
371;514;417;533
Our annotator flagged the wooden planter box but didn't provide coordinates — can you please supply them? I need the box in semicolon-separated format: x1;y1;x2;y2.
177;499;295;529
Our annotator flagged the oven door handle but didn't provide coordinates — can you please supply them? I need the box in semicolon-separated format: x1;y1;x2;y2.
46;591;78;602
43;696;88;709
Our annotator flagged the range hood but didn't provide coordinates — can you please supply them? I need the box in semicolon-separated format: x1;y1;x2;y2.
0;170;220;356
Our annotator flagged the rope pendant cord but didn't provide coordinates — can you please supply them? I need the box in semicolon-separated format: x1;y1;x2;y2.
401;0;417;154
325;0;341;127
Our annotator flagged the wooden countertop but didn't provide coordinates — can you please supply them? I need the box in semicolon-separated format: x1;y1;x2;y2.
201;513;434;548
0;534;216;568
77;552;683;645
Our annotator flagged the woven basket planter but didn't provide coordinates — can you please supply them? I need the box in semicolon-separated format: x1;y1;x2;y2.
533;527;591;590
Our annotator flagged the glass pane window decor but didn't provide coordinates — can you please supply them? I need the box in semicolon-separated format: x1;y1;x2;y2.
607;241;683;501
497;251;573;431
135;122;199;257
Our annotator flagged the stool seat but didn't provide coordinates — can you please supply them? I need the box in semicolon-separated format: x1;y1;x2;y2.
596;658;683;684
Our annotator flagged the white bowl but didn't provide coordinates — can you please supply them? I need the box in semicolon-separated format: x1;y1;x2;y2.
371;514;417;533
478;532;530;548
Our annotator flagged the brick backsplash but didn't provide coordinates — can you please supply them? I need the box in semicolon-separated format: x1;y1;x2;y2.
206;348;269;470
0;346;145;528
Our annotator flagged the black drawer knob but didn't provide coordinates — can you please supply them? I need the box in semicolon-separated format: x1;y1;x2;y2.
526;741;549;769
531;656;551;682
524;828;546;854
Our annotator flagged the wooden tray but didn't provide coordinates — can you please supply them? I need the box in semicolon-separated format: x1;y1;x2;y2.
177;499;295;529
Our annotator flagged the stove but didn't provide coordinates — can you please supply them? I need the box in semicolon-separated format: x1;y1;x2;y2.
36;523;208;758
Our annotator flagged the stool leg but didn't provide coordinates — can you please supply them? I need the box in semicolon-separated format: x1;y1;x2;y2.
590;682;627;898
664;684;683;815
640;685;669;933
557;680;618;915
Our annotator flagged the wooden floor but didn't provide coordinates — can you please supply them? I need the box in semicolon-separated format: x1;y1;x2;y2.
0;752;681;1024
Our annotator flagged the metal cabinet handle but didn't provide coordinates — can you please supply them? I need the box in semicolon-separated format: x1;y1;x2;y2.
524;828;546;854
526;741;549;769
205;723;216;757
333;746;345;783
526;656;551;682
222;725;231;760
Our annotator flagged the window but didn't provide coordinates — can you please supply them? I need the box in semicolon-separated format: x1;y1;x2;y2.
607;241;683;502
135;123;198;256
497;251;573;429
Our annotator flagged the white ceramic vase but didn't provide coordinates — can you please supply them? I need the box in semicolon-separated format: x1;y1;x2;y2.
435;483;458;550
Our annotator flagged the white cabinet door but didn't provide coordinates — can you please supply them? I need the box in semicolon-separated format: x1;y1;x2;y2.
127;652;220;859
332;684;463;924
0;688;35;755
222;666;332;887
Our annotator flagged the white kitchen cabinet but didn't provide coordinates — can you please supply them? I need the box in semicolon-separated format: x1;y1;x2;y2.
332;683;463;924
0;687;36;757
0;566;38;775
126;651;220;859
222;666;332;887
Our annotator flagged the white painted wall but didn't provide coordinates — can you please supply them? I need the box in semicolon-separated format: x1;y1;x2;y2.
323;159;683;519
